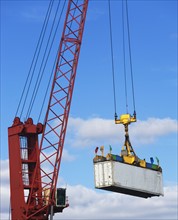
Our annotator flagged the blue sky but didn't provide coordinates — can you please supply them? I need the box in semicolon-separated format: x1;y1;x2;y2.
0;0;178;219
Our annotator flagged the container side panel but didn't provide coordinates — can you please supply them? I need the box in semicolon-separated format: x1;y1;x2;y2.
112;161;163;195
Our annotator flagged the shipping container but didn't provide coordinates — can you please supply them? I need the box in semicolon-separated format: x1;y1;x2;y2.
94;161;164;198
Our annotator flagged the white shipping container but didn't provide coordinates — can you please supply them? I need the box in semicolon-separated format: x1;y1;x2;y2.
94;161;164;198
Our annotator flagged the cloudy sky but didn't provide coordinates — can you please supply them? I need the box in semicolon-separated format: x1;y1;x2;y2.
1;0;177;219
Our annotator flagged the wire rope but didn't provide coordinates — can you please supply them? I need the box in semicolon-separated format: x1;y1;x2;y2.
23;0;55;119
122;0;129;113
15;0;54;118
108;0;117;117
19;0;54;119
125;0;136;113
26;0;62;118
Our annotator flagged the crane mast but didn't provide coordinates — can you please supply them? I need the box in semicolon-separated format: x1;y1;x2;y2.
8;1;89;219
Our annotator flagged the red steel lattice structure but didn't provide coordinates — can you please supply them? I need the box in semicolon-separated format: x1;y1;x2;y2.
8;1;89;219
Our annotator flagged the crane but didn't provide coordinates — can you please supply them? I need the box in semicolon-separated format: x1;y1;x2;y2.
8;1;89;219
8;0;164;219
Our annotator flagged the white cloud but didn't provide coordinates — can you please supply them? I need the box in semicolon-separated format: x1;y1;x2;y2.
67;117;177;147
67;117;123;147
131;117;178;144
62;148;76;162
0;160;9;185
0;160;10;219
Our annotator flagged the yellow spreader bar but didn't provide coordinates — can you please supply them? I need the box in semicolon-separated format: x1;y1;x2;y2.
115;113;136;125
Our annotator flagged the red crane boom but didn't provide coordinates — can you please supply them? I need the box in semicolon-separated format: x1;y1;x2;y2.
8;1;89;219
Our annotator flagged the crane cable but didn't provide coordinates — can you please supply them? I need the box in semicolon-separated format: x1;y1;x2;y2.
108;0;117;118
26;0;63;119
125;0;136;113
108;0;136;116
122;0;128;113
15;0;54;119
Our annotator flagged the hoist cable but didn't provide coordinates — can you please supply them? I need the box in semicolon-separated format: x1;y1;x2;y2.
15;0;54;118
24;0;56;119
122;0;129;113
108;0;117;117
19;0;54;119
125;0;136;112
38;0;67;122
26;0;62;119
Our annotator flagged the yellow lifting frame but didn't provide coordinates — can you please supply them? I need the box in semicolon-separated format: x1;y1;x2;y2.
115;113;136;125
115;113;138;164
115;113;146;167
